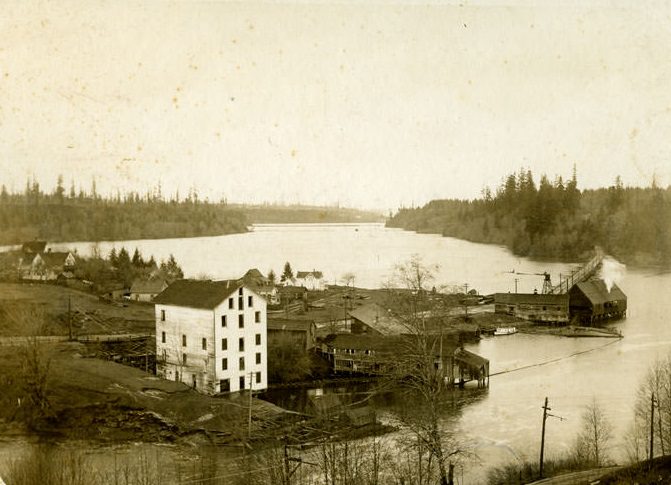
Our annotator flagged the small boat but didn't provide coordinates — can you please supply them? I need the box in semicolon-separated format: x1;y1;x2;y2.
494;326;517;336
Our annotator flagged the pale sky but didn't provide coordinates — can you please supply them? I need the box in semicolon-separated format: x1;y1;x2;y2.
1;0;670;211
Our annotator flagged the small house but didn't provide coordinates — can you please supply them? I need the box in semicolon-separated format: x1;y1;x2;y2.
295;271;325;291
267;318;316;350
99;282;130;301
21;240;47;255
240;269;279;305
279;285;308;304
130;278;169;302
20;250;76;281
569;279;627;324
242;268;270;286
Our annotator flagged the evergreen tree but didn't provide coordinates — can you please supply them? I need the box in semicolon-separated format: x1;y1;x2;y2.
268;269;276;285
160;254;184;280
281;262;294;283
147;255;157;269
117;247;131;268
131;248;144;267
54;174;65;203
108;248;118;267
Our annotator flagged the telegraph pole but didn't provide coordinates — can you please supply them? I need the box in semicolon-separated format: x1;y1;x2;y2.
248;371;254;439
650;392;656;462
67;296;72;341
540;397;549;478
283;435;291;485
539;397;565;479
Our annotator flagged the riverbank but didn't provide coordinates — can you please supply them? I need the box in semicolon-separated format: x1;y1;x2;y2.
0;341;294;444
520;325;623;338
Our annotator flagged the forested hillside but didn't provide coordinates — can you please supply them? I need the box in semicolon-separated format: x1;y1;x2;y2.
0;179;247;245
239;204;384;224
0;178;383;245
387;169;671;266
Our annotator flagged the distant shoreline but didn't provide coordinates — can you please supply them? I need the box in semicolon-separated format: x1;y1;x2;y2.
0;221;389;253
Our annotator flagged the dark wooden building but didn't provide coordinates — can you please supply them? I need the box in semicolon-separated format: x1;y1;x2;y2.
569;280;627;324
320;333;489;388
494;293;569;324
267;318;316;350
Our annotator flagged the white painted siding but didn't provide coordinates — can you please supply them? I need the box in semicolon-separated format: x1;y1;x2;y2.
154;285;267;395
213;286;267;393
155;305;216;393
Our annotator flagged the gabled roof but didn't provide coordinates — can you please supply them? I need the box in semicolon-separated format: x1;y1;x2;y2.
296;271;323;279
131;278;168;294
494;293;569;305
267;318;315;332
38;251;74;267
572;280;627;305
22;241;47;253
327;334;404;353
153;279;241;309
349;303;407;336
326;333;460;356
242;268;268;285
454;348;489;369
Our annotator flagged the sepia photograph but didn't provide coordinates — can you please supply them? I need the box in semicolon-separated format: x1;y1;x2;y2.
0;0;670;484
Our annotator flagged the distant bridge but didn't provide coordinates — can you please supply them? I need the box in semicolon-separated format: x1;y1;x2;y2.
549;247;605;294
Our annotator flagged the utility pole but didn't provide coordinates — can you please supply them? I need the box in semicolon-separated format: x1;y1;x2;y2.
282;435;317;485
650;392;656;462
248;371;254;439
539;397;565;479
68;296;72;341
540;397;549;478
283;435;291;485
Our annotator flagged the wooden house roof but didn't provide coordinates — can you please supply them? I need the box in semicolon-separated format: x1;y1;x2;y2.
327;334;403;352
153;279;241;309
38;251;74;267
572;280;627;305
296;271;323;279
348;303;407;336
454;348;489;369
242;268;268;285
327;333;459;355
22;240;47;253
131;278;168;294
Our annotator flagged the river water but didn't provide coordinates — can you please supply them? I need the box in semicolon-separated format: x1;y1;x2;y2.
7;223;671;482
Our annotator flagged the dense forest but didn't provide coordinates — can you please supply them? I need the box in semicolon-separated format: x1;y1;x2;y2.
0;177;383;245
0;177;248;245
239;204;384;224
387;168;671;266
